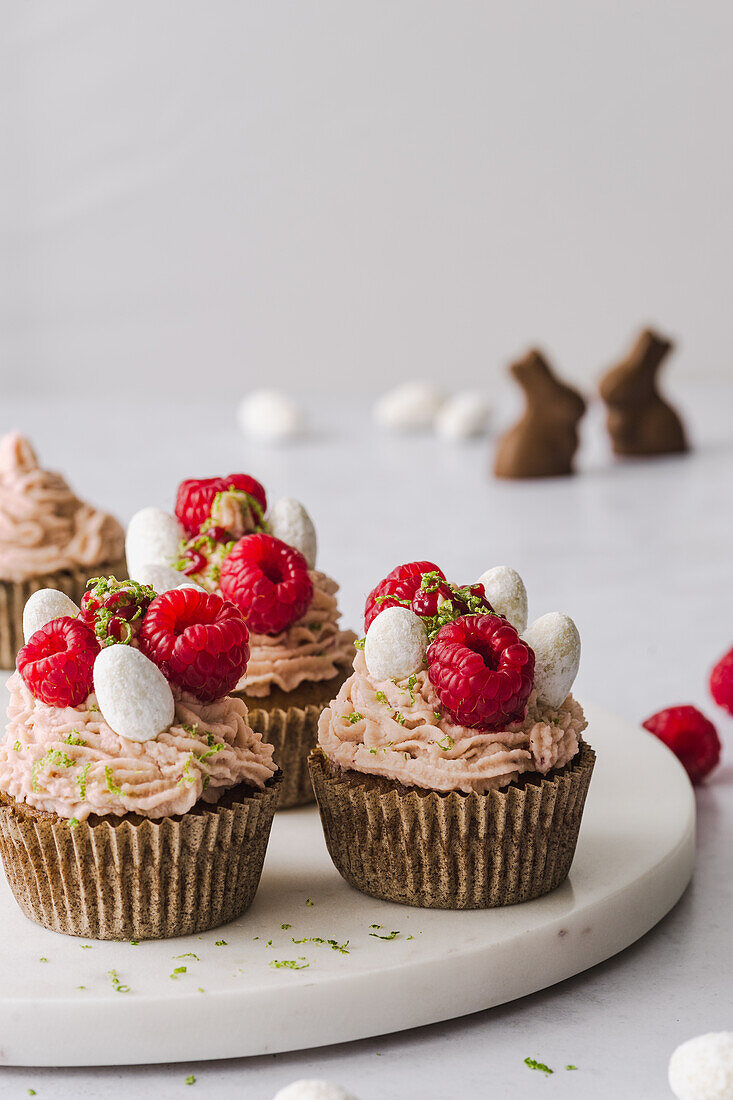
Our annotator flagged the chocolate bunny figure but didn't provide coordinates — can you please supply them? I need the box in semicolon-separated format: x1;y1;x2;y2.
494;349;586;479
599;328;688;456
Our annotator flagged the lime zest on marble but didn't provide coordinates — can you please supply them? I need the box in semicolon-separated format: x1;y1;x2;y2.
524;1057;553;1074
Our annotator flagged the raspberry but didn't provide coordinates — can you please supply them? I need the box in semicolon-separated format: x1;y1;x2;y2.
427;614;535;730
710;647;733;715
139;588;250;702
364;561;445;631
643;705;720;784
219;533;313;635
80;576;155;647
175;474;267;535
17;617;99;708
411;575;494;639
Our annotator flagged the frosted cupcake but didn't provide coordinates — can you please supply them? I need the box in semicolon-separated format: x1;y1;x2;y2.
125;476;355;807
0;576;279;939
310;562;594;909
0;432;126;667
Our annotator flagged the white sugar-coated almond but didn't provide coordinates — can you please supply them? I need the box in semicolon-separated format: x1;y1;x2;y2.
237;389;304;442
177;581;207;593
374;382;445;431
477;566;528;632
126;508;183;581
272;1081;359;1100
435;391;491;440
93;646;175;743
365;606;427;682
669;1031;733;1100
522;612;581;709
267;497;317;568
135;562;198;595
23;589;81;642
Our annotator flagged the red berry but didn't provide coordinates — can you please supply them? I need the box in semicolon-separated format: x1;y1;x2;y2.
364;562;445;631
219;533;313;635
17;617;99;708
643;705;720;784
80;577;155;646
710;648;733;715
175;475;267;535
139;589;250;702
427;614;535;730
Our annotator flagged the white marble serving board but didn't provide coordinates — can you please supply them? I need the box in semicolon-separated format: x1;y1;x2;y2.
0;702;694;1068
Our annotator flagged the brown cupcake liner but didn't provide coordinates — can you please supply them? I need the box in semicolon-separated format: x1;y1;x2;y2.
0;556;128;669
309;741;595;909
0;776;281;940
247;704;322;809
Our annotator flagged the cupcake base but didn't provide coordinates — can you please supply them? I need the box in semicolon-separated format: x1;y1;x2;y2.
0;557;128;669
309;742;595;909
0;776;281;940
237;669;351;809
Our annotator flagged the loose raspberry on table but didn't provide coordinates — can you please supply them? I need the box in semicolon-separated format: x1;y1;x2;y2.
139;588;250;702
643;705;721;784
427;614;535;730
364;561;445;632
710;647;733;716
175;474;267;536
80;576;156;647
219;533;313;635
18;617;99;708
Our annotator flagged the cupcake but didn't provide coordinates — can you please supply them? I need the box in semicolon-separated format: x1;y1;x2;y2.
310;562;594;909
0;576;279;940
125;477;355;808
0;432;126;668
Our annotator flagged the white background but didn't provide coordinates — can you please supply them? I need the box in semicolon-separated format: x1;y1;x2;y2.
2;1;733;400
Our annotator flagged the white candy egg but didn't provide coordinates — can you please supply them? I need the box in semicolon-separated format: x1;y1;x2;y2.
669;1032;733;1100
272;1081;359;1100
267;497;317;568
477;566;528;633
135;562;199;595
93;646;175;743
126;508;183;581
435;391;491;440
23;589;81;642
374;382;445;431
522;612;581;709
365;606;427;682
237;389;303;442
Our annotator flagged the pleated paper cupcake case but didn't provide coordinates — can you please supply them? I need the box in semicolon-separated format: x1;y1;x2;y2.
247;703;322;809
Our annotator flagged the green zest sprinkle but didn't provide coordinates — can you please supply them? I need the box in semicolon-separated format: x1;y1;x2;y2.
305;898;314;907
185;1074;196;1085
524;1057;553;1075
64;730;86;746
292;936;349;955
108;969;131;993
39;957;47;963
280;923;292;930
346;712;364;724
394;712;406;726
369;930;400;940
104;766;123;796
170;967;187;979
354;637;366;650
68;817;80;830
566;1065;578;1071
12;740;21;752
375;691;391;708
174;953;199;960
129;941;139;946
434;734;454;751
87;703;100;712
269;960;309;970
28;1091;36;1097
178;755;197;786
80;944;92;949
77;762;92;800
214;940;227;946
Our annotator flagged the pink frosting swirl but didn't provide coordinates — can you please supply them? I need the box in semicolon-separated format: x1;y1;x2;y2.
241;571;356;697
318;651;586;794
0;433;125;583
0;671;277;821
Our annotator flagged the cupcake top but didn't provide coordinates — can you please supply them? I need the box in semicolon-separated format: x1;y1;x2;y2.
0;577;276;820
318;561;586;794
0;432;124;583
125;475;355;697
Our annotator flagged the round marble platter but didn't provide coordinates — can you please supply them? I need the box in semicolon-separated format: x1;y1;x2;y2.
0;701;694;1067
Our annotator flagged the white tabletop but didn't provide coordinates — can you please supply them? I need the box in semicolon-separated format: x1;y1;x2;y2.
0;385;730;1099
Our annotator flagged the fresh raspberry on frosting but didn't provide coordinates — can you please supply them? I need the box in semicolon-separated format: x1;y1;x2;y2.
139;588;250;702
17;616;99;708
364;561;445;632
219;533;313;635
710;647;733;715
175;474;267;535
643;705;720;784
427;614;535;730
80;576;156;647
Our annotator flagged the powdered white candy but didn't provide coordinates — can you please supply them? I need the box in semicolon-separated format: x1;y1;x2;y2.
365;606;427;682
522;612;581;709
126;507;183;580
669;1032;733;1100
134;562;205;596
374;381;445;431
267;497;317;568
237;389;303;442
435;390;491;440
272;1081;359;1100
93;646;175;743
23;589;81;642
477;566;528;633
